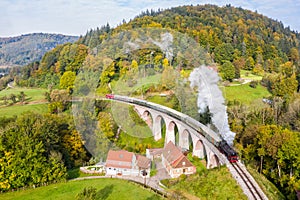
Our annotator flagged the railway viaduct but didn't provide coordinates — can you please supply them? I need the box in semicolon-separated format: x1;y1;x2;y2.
103;97;268;199
95;96;268;199
109;98;229;169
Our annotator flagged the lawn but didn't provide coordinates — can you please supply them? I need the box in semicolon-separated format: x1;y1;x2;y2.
240;70;263;81
223;83;271;105
0;178;163;200
0;87;48;117
161;154;247;199
161;165;247;200
0;87;47;102
111;74;162;96
67;168;104;179
0;103;48;117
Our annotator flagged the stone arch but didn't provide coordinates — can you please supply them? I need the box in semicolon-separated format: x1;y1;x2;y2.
180;129;191;150
153;115;166;141
142;110;153;128
193;140;206;159
188;133;193;151
167;121;176;131
166;121;177;145
209;154;220;168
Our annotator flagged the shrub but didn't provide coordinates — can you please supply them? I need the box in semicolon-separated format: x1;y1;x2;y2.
179;174;187;181
76;186;97;200
249;81;258;88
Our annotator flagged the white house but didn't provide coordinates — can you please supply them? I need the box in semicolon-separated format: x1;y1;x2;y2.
105;150;151;177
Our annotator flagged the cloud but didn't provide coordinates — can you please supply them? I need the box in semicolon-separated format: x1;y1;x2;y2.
1;0;299;37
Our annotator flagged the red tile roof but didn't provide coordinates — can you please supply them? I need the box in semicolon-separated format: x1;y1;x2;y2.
106;150;134;169
147;148;163;156
136;155;151;169
107;150;134;162
172;155;194;168
163;141;194;168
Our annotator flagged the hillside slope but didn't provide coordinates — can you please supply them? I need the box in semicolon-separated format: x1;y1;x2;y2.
19;4;299;90
83;4;300;68
0;33;78;67
3;4;300;198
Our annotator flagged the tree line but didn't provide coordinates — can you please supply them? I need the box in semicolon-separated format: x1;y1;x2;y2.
228;94;300;199
0;113;89;192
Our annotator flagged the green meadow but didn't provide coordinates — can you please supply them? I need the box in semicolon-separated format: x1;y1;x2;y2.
0;103;48;117
0;178;163;200
0;87;48;117
0;87;47;102
223;83;271;105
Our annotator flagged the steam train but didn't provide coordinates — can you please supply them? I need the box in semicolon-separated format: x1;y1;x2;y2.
218;140;238;163
105;94;238;163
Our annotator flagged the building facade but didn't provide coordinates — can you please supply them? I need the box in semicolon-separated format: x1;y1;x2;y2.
105;150;150;177
161;141;196;178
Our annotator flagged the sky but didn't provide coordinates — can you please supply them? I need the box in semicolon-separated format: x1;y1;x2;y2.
1;0;299;37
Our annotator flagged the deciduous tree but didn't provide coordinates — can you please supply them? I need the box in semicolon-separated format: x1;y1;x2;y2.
59;71;76;92
220;61;235;81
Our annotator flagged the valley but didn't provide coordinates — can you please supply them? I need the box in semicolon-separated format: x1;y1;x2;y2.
0;3;300;200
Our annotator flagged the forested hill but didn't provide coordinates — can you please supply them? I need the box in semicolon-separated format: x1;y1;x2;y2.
82;4;300;68
19;4;300;90
0;33;78;67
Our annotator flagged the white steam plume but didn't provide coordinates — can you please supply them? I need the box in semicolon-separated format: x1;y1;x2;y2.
152;32;173;61
189;65;235;145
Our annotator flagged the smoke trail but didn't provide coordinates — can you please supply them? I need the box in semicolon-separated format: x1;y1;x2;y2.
152;32;174;61
189;65;235;145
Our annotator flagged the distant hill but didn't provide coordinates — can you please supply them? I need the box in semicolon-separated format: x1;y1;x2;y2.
0;33;79;67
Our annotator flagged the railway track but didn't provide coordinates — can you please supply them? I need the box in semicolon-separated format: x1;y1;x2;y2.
232;162;265;200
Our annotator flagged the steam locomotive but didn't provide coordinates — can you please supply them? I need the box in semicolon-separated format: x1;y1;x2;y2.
218;140;238;163
105;94;238;163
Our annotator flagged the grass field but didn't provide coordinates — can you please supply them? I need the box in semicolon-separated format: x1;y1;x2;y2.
0;87;48;117
162;166;247;199
67;168;104;179
223;83;271;105
240;70;263;81
0;178;163;200
161;155;247;199
0;87;47;102
111;74;162;96
0;103;48;117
